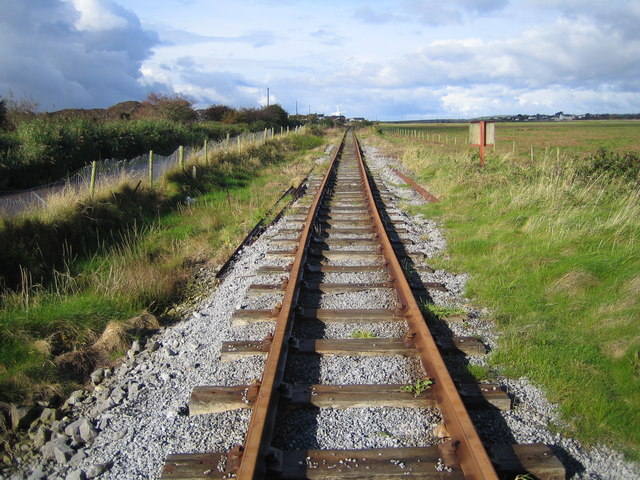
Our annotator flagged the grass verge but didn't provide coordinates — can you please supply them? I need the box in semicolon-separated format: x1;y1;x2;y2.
364;123;640;460
0;129;334;405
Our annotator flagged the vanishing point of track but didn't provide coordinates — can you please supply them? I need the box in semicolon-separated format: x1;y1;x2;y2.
161;130;564;480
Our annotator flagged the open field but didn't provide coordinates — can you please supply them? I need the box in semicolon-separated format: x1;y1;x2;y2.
379;120;640;158
365;121;640;460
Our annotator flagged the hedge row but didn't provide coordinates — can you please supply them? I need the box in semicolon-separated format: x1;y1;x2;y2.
0;119;247;189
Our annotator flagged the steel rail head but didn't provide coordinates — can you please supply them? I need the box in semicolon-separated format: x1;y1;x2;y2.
235;130;348;480
351;131;499;480
391;167;439;203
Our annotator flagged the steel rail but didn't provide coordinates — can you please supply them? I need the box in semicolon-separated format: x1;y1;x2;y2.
352;130;499;480
391;167;440;203
235;131;348;480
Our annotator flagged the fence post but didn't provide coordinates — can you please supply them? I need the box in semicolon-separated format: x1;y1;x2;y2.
204;139;208;165
179;145;184;169
89;160;97;198
237;136;241;152
148;150;154;186
264;128;268;144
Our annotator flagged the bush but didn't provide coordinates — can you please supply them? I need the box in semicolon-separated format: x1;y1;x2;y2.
1;119;213;189
0;99;9;131
0;104;295;190
138;93;197;123
200;105;233;122
581;147;640;181
191;122;248;142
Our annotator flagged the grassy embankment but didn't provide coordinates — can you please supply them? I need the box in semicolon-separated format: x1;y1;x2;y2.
0;128;335;405
368;121;640;459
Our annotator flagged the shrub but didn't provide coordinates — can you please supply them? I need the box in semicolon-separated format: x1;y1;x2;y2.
138;93;197;123
1;119;210;188
0;99;9;131
200;105;233;122
580;147;640;181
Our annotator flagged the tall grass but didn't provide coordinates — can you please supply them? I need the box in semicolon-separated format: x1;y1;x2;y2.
365;126;640;459
0;129;330;404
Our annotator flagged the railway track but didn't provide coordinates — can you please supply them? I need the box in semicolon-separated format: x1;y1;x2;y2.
161;130;564;479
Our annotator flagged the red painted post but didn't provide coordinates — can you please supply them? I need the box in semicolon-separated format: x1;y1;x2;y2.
480;121;486;168
469;120;494;168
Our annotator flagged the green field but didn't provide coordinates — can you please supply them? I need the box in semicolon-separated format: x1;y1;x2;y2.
380;120;640;157
368;121;640;460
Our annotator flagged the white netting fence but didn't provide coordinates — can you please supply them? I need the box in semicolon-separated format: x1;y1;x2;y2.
0;126;302;217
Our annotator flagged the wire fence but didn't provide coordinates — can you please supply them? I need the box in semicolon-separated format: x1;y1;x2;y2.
0;126;303;217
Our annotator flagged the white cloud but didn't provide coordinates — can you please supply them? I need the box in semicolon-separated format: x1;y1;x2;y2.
354;6;403;24
70;0;128;31
356;0;509;26
0;0;159;109
327;7;640;116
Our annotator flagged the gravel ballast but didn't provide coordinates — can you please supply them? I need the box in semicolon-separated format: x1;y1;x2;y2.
4;142;639;480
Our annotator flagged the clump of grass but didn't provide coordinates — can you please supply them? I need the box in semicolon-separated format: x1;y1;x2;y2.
466;364;492;382
423;303;466;319
351;329;376;339
514;474;534;480
401;378;434;397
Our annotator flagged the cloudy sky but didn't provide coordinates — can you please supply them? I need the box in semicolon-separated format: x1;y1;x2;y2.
1;0;639;120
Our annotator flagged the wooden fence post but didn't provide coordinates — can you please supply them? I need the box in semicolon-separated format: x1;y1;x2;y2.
179;145;184;169
148;150;154;185
89;160;97;198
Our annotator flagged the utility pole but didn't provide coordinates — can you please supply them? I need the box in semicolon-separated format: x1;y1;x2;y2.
267;88;270;107
295;100;298;115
